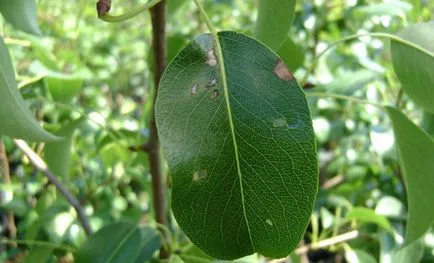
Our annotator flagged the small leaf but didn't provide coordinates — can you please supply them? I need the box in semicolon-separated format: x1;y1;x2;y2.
277;37;305;71
44;118;85;180
0;37;57;142
346;207;393;232
386;106;434;244
391;21;434;113
0;0;42;35
76;222;142;263
255;0;296;51
345;248;377;263
156;32;318;259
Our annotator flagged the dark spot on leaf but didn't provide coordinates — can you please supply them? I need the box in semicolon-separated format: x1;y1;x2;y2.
212;89;220;98
274;59;294;81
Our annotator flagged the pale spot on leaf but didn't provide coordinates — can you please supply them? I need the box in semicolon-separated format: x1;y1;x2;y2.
191;84;198;95
205;49;218;67
274;59;294;81
273;118;287;127
193;170;208;181
266;219;273;226
212;89;220;98
206;78;218;88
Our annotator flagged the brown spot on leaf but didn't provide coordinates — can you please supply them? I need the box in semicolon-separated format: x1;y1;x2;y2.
212;89;220;98
205;49;218;67
274;59;294;81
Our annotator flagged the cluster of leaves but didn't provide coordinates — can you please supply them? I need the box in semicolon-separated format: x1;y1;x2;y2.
0;0;433;262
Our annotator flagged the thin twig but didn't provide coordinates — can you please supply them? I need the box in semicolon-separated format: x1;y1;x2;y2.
13;139;93;236
0;141;17;246
269;230;359;263
149;0;170;259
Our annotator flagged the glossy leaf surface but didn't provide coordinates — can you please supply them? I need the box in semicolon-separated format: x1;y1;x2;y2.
391;21;434;113
0;37;56;142
386;106;434;244
156;31;318;259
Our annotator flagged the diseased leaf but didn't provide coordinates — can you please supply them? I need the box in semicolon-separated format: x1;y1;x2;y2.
255;0;296;51
76;222;142;263
0;37;56;142
44;118;85;181
0;0;42;36
386;106;434;244
391;21;434;113
156;31;318;259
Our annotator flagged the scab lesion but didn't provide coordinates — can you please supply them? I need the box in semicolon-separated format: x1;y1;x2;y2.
274;59;294;81
205;49;218;67
192;170;208;182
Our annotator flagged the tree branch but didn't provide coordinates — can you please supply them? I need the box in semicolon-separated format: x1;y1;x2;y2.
0;140;16;248
12;139;93;236
149;0;169;259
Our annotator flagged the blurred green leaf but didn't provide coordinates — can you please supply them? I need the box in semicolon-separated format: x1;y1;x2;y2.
391;21;434;113
255;0;295;51
386;106;434;244
345;248;377;263
323;70;377;95
346;207;393;232
76;222;142;263
0;199;28;216
391;239;424;263
168;0;187;16
22;247;53;263
100;142;130;167
44;118;85;180
353;1;411;19
0;37;57;142
0;0;42;35
134;227;160;263
156;31;317;259
277;36;305;71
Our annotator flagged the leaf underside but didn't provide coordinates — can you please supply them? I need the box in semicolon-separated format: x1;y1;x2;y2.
156;31;318;259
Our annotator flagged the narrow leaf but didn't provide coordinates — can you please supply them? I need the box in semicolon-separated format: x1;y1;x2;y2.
391;21;434;113
346;207;393;232
386;106;434;244
76;222;142;263
44;118;85;180
0;0;42;35
255;0;296;51
0;37;56;142
156;31;318;259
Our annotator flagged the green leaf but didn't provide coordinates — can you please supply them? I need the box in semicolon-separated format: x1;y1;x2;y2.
353;1;412;19
0;37;57;142
0;199;28;216
255;0;296;51
134;227;160;263
391;21;434;113
392;239;424;263
345;248;377;263
168;0;187;15
277;37;305;71
76;222;142;263
0;0;42;36
346;207;393;232
386;106;434;244
22;247;53;263
156;31;318;259
44;118;85;180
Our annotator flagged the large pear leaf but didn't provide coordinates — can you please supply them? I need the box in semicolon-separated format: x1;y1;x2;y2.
0;0;42;36
391;21;434;113
0;37;56;142
255;0;296;51
156;31;318;259
386;106;434;244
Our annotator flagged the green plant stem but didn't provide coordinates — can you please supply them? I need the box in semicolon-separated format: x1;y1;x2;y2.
1;238;76;252
148;0;169;259
306;92;384;108
99;0;162;23
301;32;434;85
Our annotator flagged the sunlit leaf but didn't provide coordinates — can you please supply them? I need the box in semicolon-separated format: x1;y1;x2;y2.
255;0;296;51
44;118;85;180
76;222;142;263
156;31;318;259
0;0;42;35
0;37;57;141
386;106;434;244
391;21;434;113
